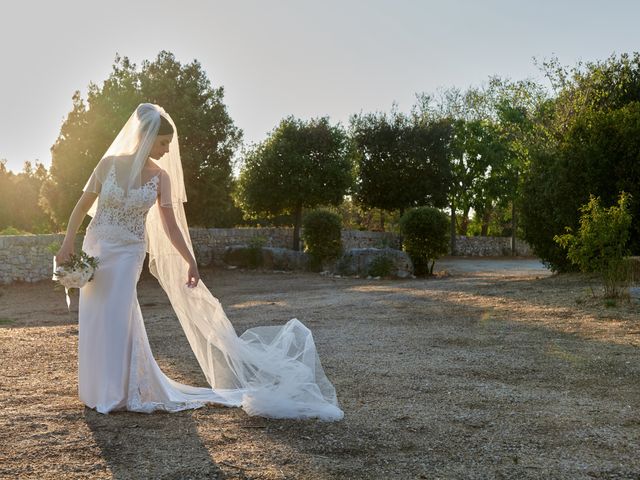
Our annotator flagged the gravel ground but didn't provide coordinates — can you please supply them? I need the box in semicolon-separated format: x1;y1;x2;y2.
1;258;639;479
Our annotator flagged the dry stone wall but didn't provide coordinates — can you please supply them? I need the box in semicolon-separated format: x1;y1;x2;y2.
0;229;532;284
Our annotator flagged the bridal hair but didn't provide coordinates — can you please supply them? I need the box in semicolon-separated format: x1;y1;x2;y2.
158;115;174;136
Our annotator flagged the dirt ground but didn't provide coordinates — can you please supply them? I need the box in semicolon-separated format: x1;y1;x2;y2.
1;258;639;479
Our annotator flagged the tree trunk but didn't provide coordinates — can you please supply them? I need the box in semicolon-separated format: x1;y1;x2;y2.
511;200;517;256
450;202;456;255
292;203;303;251
511;171;519;256
365;211;373;230
480;207;492;236
459;206;471;236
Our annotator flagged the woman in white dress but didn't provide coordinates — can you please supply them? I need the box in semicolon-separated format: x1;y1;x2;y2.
55;103;343;421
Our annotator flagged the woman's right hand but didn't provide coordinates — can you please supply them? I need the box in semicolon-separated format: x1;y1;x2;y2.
55;241;75;266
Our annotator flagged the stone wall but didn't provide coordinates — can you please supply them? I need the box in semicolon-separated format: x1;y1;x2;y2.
0;229;532;284
452;235;532;257
189;228;402;266
0;234;69;284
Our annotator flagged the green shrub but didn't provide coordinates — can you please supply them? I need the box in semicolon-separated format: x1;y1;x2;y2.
247;235;267;268
302;210;343;270
554;192;633;298
0;226;31;236
399;207;449;276
367;254;395;277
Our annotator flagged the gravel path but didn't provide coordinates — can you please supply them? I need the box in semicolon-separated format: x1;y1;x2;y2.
1;259;639;479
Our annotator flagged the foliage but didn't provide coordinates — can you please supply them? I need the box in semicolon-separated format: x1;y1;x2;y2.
237;117;352;250
399;207;449;276
349;109;453;215
449;118;511;234
301;209;343;270
554;193;633;298
0;226;31;236
466;202;518;237
522;53;640;270
41;51;242;229
321;197;401;233
415;79;547;237
0;160;53;233
246;235;267;268
54;250;100;278
47;241;62;255
367;254;395;278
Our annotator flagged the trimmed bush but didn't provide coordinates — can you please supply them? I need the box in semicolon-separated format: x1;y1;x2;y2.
367;254;395;278
247;235;267;268
222;236;268;269
399;207;449;276
302;210;343;270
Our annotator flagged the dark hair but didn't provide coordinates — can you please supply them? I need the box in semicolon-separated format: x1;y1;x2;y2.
158;116;174;135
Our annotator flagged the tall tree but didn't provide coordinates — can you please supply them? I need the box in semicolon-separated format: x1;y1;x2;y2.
0;160;13;230
488;77;549;252
0;160;52;232
415;79;547;251
349;109;453;220
237;116;353;250
14;161;52;232
521;53;640;270
41;51;242;229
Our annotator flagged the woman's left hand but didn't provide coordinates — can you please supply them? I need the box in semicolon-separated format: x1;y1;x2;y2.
186;262;200;288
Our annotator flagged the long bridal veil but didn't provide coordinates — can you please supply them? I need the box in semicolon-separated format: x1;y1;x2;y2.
91;104;343;421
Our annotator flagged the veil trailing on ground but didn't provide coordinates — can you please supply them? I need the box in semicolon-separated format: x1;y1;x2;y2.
86;103;343;421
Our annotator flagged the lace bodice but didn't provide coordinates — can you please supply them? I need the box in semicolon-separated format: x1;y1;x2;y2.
86;163;160;244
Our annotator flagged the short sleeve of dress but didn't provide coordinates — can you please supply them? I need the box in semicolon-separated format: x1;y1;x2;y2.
82;156;113;195
83;169;101;194
158;169;173;208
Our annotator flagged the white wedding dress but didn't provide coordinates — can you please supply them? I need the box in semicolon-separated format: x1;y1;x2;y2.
78;159;343;420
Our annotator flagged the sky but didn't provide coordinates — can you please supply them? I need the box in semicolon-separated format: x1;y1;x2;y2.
2;0;640;173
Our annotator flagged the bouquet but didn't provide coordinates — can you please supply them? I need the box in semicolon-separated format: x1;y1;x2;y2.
52;251;100;308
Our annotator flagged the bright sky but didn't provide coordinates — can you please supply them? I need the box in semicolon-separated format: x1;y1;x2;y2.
2;0;639;173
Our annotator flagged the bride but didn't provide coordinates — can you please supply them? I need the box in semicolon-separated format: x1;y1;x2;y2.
54;103;343;421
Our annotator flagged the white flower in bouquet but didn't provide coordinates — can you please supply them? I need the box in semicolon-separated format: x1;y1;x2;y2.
52;251;100;308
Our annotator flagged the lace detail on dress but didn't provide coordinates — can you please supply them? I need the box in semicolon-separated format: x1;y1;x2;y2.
86;163;160;245
127;326;158;413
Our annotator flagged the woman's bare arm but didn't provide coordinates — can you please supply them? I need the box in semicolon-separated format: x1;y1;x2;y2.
55;191;98;264
154;169;199;287
157;203;200;288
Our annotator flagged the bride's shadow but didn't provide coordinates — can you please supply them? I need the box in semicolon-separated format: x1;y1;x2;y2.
83;407;227;479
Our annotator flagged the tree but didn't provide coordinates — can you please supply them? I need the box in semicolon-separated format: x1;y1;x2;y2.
0;160;52;233
41;51;242;229
489;77;549;253
416;80;547;250
521;53;640;270
349;109;453;220
14;161;52;233
449;117;510;236
237;116;353;250
0;160;13;230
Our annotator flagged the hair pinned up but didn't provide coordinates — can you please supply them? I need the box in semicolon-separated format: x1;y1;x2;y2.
158;115;174;135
